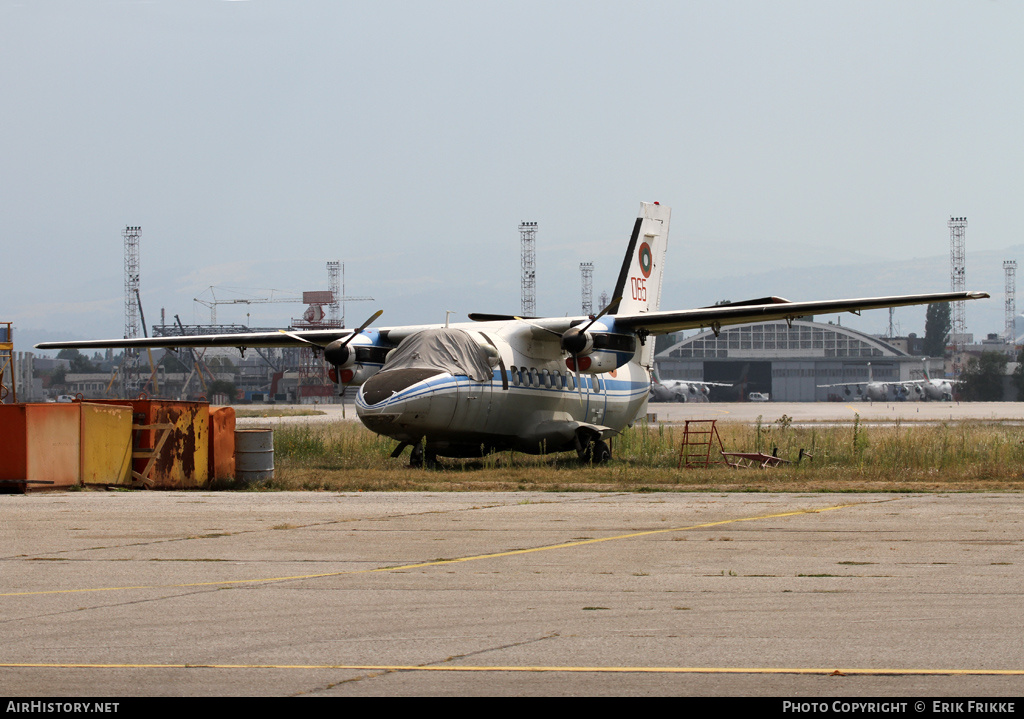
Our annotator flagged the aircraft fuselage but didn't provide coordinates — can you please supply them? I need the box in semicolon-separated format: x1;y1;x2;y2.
354;320;649;457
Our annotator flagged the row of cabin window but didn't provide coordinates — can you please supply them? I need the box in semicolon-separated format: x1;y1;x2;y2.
509;365;602;392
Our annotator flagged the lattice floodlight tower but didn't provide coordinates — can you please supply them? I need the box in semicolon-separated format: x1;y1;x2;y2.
122;225;143;396
123;226;141;340
520;221;537;317
1004;260;1017;342
327;260;341;326
580;262;593;316
948;217;967;375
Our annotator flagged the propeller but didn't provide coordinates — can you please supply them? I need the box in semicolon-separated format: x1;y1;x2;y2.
328;310;384;417
280;310;383;418
323;309;384;367
559;297;620;407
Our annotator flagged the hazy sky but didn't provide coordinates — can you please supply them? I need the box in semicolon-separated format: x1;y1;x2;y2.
3;0;1021;351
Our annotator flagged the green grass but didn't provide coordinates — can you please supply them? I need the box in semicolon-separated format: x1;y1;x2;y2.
241;418;1024;493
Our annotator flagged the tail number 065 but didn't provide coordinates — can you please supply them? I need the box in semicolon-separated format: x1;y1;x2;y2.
630;277;647;301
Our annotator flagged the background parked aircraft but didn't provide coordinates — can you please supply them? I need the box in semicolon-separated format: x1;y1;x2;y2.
818;358;957;401
649;375;732;403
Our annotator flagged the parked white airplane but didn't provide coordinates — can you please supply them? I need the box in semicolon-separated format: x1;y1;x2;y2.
917;359;957;401
649;375;732;403
818;362;893;402
818;358;955;402
38;202;987;465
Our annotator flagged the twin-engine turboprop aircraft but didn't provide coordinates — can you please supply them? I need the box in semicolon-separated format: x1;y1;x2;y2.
38;202;988;466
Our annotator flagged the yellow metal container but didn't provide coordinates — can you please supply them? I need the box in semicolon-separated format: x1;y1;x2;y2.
80;402;133;486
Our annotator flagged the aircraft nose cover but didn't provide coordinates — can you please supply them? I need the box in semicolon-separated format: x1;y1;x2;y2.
381;328;494;381
359;328;494;407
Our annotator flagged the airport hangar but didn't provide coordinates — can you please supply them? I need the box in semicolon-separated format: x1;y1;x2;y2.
654;318;928;402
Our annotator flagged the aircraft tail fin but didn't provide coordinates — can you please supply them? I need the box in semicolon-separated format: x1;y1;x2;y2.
610;202;671;317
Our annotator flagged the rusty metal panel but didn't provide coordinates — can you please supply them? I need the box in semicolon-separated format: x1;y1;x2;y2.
25;403;80;490
80;402;133;486
84;399;211;489
209;407;236;481
133;401;210;489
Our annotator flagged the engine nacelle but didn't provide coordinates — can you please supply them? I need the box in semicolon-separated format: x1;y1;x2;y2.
324;338;356;369
560;327;595;357
562;328;637;374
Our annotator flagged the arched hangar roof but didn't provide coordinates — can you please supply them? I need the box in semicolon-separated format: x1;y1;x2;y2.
656;320;907;361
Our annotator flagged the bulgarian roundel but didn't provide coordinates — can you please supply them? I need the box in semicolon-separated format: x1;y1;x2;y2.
638;242;652;278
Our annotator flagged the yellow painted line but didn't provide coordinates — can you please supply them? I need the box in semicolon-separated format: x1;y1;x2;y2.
1;662;1022;676
1;501;865;598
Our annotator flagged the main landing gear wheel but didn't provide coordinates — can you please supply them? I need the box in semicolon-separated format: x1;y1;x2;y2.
577;438;611;465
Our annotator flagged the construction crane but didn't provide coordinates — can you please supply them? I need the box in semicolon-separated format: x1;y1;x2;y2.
193;287;304;325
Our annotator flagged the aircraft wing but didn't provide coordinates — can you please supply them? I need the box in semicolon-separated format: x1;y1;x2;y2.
612;291;989;335
35;327;355;351
661;379;734;388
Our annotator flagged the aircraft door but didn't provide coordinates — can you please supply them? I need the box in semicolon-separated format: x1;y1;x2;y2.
454;375;493;434
587;374;607;425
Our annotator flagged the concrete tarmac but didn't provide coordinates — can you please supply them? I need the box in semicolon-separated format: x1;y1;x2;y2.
2;491;1023;697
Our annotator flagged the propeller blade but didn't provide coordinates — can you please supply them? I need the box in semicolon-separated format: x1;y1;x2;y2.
339;309;384;349
579;295;621;333
336;310;384;419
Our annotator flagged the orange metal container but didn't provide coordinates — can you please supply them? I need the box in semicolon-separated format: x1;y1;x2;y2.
0;403;91;492
209;406;236;482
